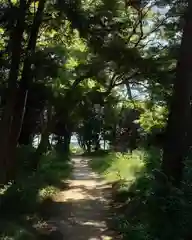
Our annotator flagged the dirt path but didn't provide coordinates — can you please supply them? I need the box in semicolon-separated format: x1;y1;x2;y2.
48;156;113;240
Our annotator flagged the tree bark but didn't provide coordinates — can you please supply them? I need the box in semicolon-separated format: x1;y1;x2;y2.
162;1;192;186
18;104;34;146
2;0;46;180
63;127;72;156
33;105;53;170
0;0;27;183
11;0;46;144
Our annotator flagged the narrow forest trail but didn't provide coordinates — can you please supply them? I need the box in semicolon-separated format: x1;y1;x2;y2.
48;156;114;240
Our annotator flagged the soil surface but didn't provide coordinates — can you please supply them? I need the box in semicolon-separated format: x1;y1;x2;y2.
47;156;114;240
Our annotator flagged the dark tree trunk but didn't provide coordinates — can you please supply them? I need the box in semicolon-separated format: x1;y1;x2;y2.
0;0;27;182
86;141;91;153
18;85;46;146
129;126;139;152
33;128;50;169
18;105;33;146
19;127;32;145
63;128;72;156
94;140;100;151
5;90;28;179
3;0;46;179
162;1;192;186
33;106;53;170
10;0;46;143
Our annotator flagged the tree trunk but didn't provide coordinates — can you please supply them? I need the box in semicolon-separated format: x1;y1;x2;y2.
4;90;28;180
86;141;91;153
33;128;50;169
18;104;33;146
3;0;46;179
104;138;106;150
33;105;53;170
162;1;192;186
12;0;46;142
94;140;100;151
19;131;32;145
63;128;72;156
0;0;27;183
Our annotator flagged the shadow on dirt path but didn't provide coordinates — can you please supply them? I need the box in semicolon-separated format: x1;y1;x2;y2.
46;157;115;240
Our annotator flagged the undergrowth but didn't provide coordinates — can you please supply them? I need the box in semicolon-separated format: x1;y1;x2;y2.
90;148;192;240
0;146;72;240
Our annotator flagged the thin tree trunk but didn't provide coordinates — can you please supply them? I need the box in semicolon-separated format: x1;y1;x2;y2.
104;136;106;150
63;128;72;156
33;105;54;170
11;0;46;144
33;128;50;169
4;0;46;179
18;106;33;145
162;1;192;186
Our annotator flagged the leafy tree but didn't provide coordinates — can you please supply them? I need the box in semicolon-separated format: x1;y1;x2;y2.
162;0;192;186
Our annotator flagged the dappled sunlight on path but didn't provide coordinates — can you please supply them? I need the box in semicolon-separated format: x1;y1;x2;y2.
48;157;114;240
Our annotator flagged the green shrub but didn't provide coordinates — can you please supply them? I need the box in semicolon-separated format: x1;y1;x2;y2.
91;148;160;182
0;150;72;216
70;145;83;154
0;148;72;239
90;148;192;240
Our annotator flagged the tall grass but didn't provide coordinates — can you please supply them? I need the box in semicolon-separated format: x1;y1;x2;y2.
90;148;160;182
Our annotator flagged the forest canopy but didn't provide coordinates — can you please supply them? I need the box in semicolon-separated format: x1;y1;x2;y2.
0;0;192;239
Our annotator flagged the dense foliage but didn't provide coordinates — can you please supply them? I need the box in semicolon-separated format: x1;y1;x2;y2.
0;0;192;238
91;149;192;240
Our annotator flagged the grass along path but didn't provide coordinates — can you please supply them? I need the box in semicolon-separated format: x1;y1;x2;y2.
47;156;114;240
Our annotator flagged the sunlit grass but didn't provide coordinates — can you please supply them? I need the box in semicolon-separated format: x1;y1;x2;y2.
103;151;146;183
38;186;59;201
90;148;163;240
90;149;154;188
